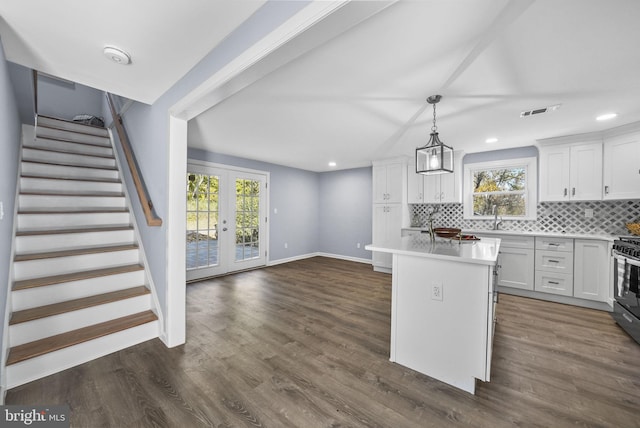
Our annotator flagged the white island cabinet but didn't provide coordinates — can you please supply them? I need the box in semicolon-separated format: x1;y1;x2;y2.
366;235;500;394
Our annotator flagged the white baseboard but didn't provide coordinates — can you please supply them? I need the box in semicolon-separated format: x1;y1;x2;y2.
268;252;372;267
315;252;372;265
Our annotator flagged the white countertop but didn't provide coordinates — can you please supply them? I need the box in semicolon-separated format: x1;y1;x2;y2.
402;227;616;241
365;235;500;266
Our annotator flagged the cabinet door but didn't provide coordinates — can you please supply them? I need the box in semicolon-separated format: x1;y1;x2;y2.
603;133;640;200
574;240;609;302
372;205;392;268
539;146;570;201
386;163;404;203
570;142;602;201
439;151;461;203
406;169;424;203
497;248;534;290
423;175;441;203
373;166;388;203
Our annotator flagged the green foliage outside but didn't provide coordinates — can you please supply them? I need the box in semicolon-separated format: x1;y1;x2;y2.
473;167;526;216
186;174;260;246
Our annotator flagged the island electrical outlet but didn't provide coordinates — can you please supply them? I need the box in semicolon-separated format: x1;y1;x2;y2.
431;283;443;301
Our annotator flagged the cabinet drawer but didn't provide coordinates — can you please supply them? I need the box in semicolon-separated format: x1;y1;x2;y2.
534;271;573;296
535;236;573;252
476;234;535;249
535;250;574;274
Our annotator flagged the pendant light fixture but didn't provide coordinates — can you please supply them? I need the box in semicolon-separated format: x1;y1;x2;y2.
416;95;453;175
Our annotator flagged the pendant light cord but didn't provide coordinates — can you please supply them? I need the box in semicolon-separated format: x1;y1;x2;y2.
431;103;438;133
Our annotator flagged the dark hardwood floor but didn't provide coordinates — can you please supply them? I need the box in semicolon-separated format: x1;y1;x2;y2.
6;257;640;427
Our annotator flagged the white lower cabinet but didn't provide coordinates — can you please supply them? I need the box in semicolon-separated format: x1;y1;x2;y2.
534;237;574;297
573;239;610;302
497;247;535;290
372;204;402;272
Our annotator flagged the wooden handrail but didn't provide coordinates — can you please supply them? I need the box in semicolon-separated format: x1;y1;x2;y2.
32;70;38;117
106;93;162;227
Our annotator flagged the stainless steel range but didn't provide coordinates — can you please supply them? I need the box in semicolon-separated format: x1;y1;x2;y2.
612;236;640;344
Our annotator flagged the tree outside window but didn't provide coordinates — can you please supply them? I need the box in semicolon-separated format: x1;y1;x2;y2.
463;157;537;220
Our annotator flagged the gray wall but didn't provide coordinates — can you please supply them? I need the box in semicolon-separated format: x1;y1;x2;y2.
6;62;34;125
37;74;103;120
0;40;23;372
319;167;372;259
188;149;321;261
102;1;309;316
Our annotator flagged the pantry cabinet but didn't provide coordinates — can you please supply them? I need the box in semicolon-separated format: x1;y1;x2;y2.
373;162;404;204
603;130;640;200
539;141;602;201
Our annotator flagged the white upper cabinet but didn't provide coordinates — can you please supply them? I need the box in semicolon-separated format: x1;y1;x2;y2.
539;141;602;201
373;161;404;204
407;151;462;204
603;130;640;200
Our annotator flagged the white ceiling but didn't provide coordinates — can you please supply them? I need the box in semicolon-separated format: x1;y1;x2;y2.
188;0;640;172
2;1;639;172
0;0;265;104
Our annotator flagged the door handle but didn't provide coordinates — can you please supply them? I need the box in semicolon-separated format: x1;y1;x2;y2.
222;227;228;231
572;187;576;196
604;185;609;194
564;188;568;197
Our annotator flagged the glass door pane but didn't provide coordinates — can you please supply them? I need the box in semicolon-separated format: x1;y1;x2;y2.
186;172;220;270
235;178;261;262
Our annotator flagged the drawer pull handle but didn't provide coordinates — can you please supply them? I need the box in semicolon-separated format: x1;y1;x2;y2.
548;243;560;246
548;281;560;285
548;260;559;263
623;313;633;323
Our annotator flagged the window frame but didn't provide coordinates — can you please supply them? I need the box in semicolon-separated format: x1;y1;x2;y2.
463;157;537;220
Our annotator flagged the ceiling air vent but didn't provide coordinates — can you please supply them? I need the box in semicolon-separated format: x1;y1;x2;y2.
520;104;561;118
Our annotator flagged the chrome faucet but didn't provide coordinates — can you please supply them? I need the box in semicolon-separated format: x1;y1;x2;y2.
492;205;503;230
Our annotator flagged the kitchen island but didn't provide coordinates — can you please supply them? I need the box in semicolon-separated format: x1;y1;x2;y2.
366;234;501;394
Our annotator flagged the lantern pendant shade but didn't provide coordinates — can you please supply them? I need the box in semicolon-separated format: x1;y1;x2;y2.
416;94;453;175
416;132;453;175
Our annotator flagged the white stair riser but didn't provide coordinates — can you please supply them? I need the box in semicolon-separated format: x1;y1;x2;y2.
36;127;111;146
22;148;116;169
37;117;109;137
19;194;125;209
10;295;152;346
18;212;131;229
16;230;134;253
21;162;120;181
14;249;141;281
6;321;159;388
20;177;123;194
12;270;146;311
27;139;113;157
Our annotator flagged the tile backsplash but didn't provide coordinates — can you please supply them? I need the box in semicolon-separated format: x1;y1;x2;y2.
411;200;640;236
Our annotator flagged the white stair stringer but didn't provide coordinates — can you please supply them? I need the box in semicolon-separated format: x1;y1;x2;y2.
5;119;161;389
5;321;159;389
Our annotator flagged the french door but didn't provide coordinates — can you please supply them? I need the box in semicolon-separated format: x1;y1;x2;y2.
186;163;268;281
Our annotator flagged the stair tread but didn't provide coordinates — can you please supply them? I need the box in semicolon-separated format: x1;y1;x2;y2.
22;159;117;171
13;263;144;291
37;123;109;140
20;190;124;197
6;310;157;365
34;134;111;149
21;174;121;184
23;144;114;159
10;286;150;325
18;207;129;214
17;224;132;236
15;243;138;262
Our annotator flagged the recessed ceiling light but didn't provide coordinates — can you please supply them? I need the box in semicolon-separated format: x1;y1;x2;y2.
328;161;337;167
596;113;617;121
103;46;132;65
485;138;498;144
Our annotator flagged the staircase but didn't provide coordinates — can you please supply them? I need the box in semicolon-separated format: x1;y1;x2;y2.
5;116;160;388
